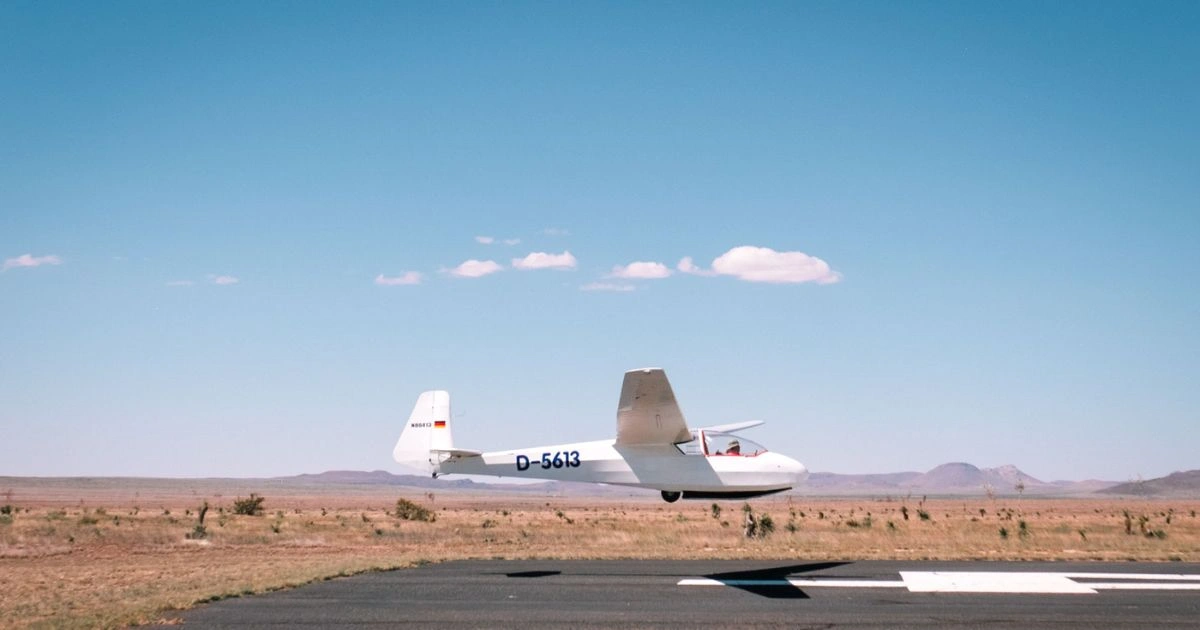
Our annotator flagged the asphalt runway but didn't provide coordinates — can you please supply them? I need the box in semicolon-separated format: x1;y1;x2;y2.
176;559;1200;628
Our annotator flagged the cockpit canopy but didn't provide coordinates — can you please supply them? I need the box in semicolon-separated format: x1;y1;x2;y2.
674;430;767;457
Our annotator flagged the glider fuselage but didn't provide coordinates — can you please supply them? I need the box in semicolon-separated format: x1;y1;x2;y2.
438;437;806;495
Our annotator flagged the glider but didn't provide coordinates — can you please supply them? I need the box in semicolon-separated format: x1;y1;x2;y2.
393;368;808;502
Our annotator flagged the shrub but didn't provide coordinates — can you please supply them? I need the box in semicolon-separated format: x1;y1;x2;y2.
710;503;721;520
187;501;210;539
481;519;498;529
917;509;930;521
741;504;775;539
999;527;1009;539
757;513;775;537
394;498;435;522
0;505;13;516
231;494;265;516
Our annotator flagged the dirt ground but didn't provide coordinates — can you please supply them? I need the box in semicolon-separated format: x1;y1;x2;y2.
1;480;1197;628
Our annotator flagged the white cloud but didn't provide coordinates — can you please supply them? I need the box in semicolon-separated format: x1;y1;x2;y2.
580;282;636;292
474;236;495;244
503;238;521;246
375;272;422;286
677;256;716;276
447;259;503;278
210;275;240;285
512;251;577;271
2;253;63;271
710;246;842;284
165;280;195;287
542;227;570;237
609;261;672;279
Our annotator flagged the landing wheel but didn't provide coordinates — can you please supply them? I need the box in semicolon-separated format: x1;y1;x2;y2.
661;490;682;503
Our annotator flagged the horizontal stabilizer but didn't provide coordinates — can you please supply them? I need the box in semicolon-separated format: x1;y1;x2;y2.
700;420;764;433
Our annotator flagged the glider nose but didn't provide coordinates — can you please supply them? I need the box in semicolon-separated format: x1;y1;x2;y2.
778;453;809;485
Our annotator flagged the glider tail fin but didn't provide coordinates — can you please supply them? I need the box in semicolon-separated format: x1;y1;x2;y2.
393;390;455;475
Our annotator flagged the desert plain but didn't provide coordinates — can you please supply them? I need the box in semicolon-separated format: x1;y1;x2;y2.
1;477;1198;628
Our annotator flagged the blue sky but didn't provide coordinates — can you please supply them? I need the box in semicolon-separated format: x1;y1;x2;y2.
2;1;1197;481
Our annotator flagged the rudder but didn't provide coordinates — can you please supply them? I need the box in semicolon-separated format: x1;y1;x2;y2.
393;390;455;474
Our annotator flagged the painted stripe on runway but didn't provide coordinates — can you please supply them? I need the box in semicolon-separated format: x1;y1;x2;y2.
1058;573;1200;581
1089;583;1200;591
901;571;1095;594
679;571;1200;594
678;578;906;588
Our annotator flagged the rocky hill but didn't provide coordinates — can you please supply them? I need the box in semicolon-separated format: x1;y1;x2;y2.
280;464;1122;498
1097;470;1200;497
796;462;1115;497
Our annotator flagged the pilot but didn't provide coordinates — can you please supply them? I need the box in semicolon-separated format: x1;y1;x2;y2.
726;439;741;456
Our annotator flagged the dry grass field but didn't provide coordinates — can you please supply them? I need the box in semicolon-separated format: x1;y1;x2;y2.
1;481;1198;628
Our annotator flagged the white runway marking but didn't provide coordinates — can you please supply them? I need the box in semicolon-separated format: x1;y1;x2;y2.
678;578;906;589
679;571;1200;594
901;571;1095;594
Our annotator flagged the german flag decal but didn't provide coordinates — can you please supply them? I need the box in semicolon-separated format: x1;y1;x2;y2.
434;420;447;429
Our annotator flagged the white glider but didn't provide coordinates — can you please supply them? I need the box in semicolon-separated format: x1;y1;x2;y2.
393;368;808;502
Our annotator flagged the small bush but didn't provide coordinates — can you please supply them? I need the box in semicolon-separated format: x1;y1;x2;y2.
917;509;930;521
481;519;498;529
188;501;210;539
394;498;435;522
742;505;775;539
711;503;721;520
0;505;13;516
231;494;265;516
758;514;775;536
999;527;1009;539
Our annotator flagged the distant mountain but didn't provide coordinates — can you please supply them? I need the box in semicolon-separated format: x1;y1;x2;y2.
1097;470;1200;497
279;470;652;497
277;464;1121;498
795;463;1116;497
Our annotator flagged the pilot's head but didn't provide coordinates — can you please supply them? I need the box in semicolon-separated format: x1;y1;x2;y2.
728;440;740;450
